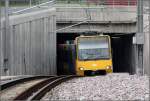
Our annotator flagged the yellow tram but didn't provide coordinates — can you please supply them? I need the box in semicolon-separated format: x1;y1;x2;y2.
75;35;113;76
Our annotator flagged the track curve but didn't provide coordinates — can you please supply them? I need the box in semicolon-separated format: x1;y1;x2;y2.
13;75;79;101
0;76;53;91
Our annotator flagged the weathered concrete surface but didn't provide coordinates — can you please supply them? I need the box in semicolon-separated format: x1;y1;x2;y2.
56;6;136;22
143;13;149;76
0;8;57;76
56;6;137;33
0;9;4;76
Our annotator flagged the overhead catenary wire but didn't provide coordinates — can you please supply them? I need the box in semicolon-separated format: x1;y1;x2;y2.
56;19;88;32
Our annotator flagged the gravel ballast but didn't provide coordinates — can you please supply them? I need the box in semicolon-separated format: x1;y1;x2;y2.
42;73;149;100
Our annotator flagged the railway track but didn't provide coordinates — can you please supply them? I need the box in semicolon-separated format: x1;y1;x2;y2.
0;75;52;91
0;75;79;101
0;76;53;100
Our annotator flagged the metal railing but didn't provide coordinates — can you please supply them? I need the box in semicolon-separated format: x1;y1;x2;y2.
56;0;137;6
4;0;138;8
4;0;139;16
10;0;56;15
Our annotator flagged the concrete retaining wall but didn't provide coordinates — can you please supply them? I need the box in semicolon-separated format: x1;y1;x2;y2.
56;6;137;34
56;6;136;22
0;8;56;76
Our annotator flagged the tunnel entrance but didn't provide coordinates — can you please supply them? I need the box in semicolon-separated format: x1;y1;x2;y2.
110;34;135;74
57;33;79;75
57;33;135;75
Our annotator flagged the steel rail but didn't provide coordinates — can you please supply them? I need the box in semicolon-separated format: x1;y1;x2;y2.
0;75;53;91
27;75;79;101
13;76;60;100
13;75;78;100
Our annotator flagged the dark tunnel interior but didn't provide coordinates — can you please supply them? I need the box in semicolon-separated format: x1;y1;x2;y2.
57;33;135;75
111;34;135;74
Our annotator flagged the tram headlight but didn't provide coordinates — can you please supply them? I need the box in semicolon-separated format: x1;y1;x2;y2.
79;67;84;71
106;66;111;70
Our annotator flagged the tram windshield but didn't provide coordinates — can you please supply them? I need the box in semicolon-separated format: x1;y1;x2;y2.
78;37;110;60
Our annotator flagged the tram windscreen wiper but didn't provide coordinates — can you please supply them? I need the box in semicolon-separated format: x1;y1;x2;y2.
84;53;95;60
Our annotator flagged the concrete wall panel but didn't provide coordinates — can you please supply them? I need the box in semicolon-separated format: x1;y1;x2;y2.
56;6;136;22
1;8;56;75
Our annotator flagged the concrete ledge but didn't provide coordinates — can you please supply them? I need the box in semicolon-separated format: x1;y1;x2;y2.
57;20;136;24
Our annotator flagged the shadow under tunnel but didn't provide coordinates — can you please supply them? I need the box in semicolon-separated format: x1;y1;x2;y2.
111;34;135;74
57;33;135;75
